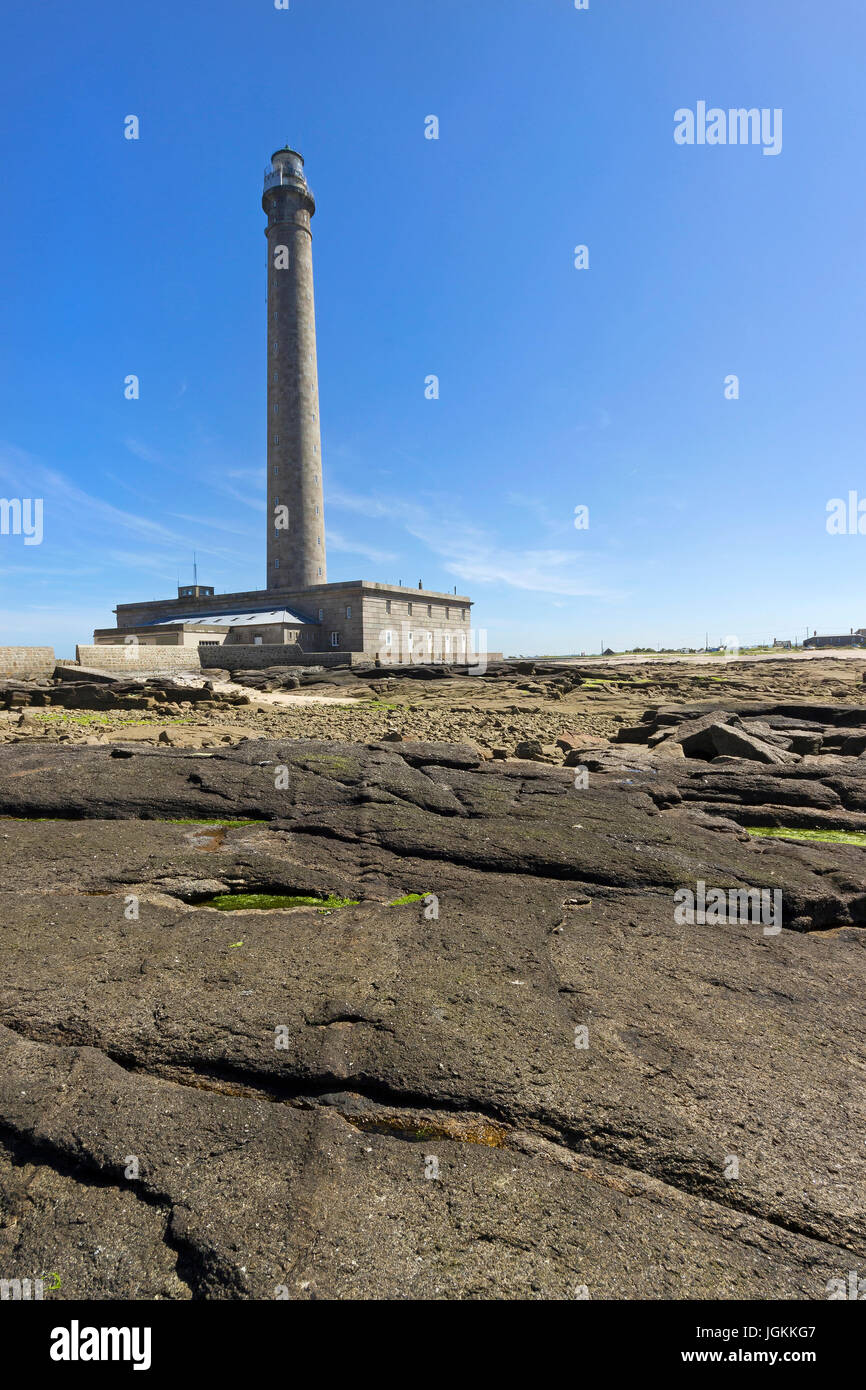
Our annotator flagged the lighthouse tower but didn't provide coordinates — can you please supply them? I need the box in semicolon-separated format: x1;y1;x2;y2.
262;147;326;590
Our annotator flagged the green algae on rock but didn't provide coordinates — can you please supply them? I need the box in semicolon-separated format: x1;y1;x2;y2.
746;826;866;847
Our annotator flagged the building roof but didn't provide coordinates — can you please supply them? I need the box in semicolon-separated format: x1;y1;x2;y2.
146;608;314;628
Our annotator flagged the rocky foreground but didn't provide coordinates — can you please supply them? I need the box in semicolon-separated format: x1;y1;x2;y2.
0;706;864;1299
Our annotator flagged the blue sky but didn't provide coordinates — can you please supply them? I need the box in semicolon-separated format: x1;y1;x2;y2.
1;0;864;657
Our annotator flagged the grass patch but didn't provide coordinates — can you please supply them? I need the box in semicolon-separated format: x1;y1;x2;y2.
387;893;428;906
201;892;360;911
747;826;866;847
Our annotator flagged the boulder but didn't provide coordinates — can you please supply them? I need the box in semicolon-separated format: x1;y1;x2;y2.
708;724;800;765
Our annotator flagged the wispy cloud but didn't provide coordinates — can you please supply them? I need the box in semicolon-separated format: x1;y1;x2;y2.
124;438;166;466
325;484;424;527
168;512;258;538
505;491;574;539
0;443;251;567
327;481;620;599
327;528;398;566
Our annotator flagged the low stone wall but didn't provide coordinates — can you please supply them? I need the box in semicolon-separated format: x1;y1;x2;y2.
199;645;500;674
199;645;366;671
75;645;203;674
0;647;56;679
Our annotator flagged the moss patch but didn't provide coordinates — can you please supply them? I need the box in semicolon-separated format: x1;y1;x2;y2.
747;826;866;847
387;893;428;906
201;892;360;912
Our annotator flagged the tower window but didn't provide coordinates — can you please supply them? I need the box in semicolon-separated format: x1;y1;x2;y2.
427;605;432;618
330;631;340;648
317;536;321;546
407;602;413;616
317;567;322;576
273;435;279;444
273;404;278;414
386;600;391;614
315;505;319;515
273;466;278;475
274;558;280;569
346;605;351;619
446;607;450;619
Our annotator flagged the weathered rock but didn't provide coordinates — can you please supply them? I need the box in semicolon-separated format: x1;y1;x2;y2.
0;736;863;1299
708;723;800;765
514;739;548;761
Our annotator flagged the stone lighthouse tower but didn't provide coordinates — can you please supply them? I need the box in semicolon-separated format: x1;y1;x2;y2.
262;147;326;590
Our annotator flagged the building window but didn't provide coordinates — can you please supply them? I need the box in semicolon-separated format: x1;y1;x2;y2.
445;633;451;652
386;600;391;614
317;535;321;546
272;342;279;354
317;567;322;576
346;605;351;619
198;640;220;647
274;558;280;568
330;631;340;647
273;435;279;444
446;607;450;619
407;602;413;616
273;404;278;413
273;372;278;382
383;630;393;646
315;505;319;515
461;608;466;619
273;466;278;475
427;604;432;618
318;609;324;621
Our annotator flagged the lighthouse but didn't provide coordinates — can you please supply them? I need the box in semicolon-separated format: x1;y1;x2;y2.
102;146;476;668
262;147;327;590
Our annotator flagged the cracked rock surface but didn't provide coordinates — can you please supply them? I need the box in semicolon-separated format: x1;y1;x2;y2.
0;738;863;1299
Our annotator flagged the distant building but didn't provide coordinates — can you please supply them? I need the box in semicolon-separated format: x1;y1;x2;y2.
803;633;865;649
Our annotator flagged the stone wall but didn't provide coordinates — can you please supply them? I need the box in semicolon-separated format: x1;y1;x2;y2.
75;645;203;674
0;647;56;679
198;645;366;671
